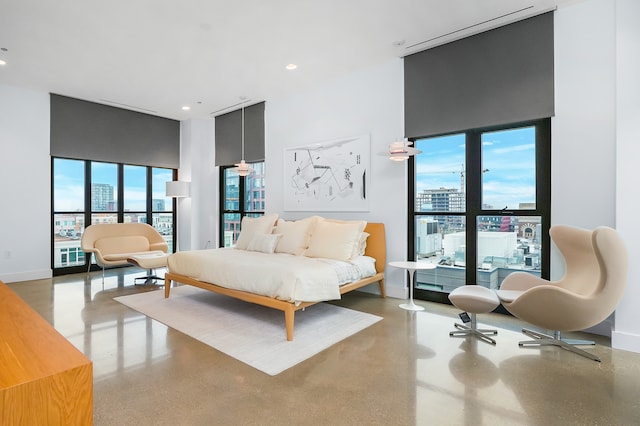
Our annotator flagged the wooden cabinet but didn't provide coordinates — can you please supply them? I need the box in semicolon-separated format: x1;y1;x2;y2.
0;281;93;425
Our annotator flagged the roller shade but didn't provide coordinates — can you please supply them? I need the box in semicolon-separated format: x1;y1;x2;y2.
404;12;554;138
50;94;180;168
215;102;265;166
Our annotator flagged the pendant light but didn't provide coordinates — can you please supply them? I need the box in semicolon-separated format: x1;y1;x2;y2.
378;138;422;161
234;99;253;177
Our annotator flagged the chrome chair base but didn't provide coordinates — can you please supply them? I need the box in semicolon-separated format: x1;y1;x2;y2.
450;313;498;345
519;328;600;362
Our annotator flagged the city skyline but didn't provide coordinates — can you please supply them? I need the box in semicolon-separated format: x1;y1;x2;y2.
415;126;536;210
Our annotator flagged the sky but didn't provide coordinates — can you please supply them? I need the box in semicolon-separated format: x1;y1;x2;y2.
53;159;173;212
53;126;535;212
415;126;536;210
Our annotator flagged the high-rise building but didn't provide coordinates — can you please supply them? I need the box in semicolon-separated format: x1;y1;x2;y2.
416;188;464;213
91;183;114;211
152;199;165;211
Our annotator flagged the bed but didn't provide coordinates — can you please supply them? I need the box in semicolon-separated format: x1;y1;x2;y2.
164;219;386;341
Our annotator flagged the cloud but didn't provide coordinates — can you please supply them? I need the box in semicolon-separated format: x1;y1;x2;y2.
491;143;535;155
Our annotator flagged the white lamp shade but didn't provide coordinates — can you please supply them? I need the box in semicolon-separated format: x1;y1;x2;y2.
166;181;191;198
377;139;422;161
233;160;253;177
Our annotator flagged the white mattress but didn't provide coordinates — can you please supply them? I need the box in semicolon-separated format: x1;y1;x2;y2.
167;248;377;303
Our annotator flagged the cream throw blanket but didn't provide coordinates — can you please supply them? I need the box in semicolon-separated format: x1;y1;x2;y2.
167;248;341;303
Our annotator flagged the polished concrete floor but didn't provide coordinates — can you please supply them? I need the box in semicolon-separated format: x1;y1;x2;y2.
7;269;640;426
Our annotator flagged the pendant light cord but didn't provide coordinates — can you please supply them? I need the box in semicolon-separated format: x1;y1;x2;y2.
241;103;245;160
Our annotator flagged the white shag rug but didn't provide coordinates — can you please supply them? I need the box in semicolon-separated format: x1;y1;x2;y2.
114;285;382;375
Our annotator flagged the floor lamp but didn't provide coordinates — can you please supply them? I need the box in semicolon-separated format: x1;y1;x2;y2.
166;180;191;252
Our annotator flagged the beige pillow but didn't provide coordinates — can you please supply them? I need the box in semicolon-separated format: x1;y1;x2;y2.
322;218;368;258
305;220;364;261
235;213;279;250
273;217;318;255
323;218;367;233
247;233;281;254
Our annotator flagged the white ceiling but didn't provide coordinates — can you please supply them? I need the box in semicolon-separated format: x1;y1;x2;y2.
0;0;580;120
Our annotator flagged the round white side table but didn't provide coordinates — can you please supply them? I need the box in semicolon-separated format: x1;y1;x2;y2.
389;261;436;311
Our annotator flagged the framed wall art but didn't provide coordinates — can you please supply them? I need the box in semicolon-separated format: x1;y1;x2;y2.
283;134;370;212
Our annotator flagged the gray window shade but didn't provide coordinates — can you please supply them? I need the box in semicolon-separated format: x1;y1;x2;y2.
50;94;180;168
404;12;554;139
215;102;265;166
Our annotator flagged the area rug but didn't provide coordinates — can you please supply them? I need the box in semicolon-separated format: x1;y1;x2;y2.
114;286;382;375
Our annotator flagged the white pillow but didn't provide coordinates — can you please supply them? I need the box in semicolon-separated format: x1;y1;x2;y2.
305;220;364;261
235;213;279;250
247;233;281;254
273;217;318;255
353;231;370;257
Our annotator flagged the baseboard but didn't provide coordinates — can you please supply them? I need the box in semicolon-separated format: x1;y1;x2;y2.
385;285;406;300
612;330;640;354
0;269;52;283
356;283;405;299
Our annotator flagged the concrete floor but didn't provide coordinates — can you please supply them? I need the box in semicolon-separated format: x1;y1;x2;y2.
7;269;640;425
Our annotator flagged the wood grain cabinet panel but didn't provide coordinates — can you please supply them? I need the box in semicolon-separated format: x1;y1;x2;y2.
0;281;93;425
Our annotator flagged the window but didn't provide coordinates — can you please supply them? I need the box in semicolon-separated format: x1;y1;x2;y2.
123;164;147;224
53;158;86;270
220;162;265;247
91;162;118;225
409;119;550;303
152;168;175;252
52;158;176;275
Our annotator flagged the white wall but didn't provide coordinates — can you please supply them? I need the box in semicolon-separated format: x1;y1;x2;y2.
179;118;217;251
553;0;640;350
264;58;408;298
552;0;616;234
0;84;51;282
612;0;640;353
552;0;617;336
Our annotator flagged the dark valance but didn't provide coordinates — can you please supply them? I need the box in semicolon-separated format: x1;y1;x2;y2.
404;12;554;138
215;102;265;166
50;94;180;168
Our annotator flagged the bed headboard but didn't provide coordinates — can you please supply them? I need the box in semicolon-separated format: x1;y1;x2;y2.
363;223;386;274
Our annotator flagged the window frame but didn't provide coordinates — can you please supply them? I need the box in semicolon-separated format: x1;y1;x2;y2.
51;157;177;276
408;118;551;305
218;162;266;248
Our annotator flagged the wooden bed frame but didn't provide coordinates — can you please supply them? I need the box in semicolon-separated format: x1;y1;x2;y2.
164;222;386;341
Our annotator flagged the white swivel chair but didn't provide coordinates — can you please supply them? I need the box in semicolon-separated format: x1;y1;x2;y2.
497;225;628;362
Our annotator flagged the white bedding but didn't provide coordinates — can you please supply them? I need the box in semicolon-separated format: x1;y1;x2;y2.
167;248;377;303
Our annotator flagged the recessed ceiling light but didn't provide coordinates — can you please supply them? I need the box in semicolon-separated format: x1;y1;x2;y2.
181;106;191;111
285;63;297;70
0;59;6;66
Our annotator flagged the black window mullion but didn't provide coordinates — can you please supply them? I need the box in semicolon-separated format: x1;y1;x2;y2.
85;161;92;225
537;119;552;279
85;161;92;270
466;131;481;285
146;167;153;217
117;164;124;223
407;154;417;261
239;171;246;222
